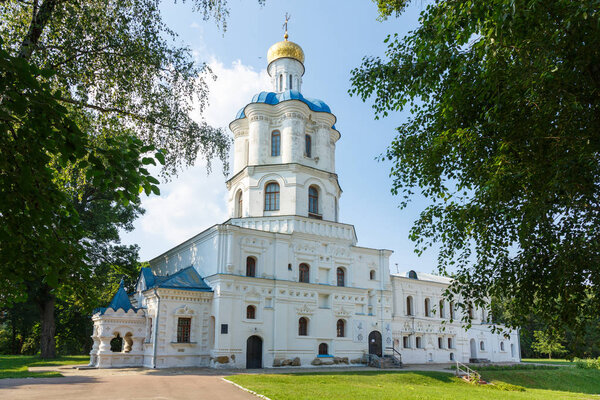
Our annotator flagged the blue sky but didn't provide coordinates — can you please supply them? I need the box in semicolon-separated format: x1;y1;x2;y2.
121;0;442;274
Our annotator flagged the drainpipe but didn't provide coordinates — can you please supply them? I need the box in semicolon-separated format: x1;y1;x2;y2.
152;288;161;368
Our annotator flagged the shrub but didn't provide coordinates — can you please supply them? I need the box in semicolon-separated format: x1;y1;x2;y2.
574;357;600;369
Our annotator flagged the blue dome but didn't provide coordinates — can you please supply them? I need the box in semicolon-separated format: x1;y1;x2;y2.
235;90;333;120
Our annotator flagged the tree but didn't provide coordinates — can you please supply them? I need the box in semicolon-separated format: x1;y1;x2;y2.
0;46;161;357
1;0;251;358
351;1;600;333
532;330;567;360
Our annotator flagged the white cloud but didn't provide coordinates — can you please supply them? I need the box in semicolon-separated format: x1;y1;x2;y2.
121;59;269;261
201;58;270;129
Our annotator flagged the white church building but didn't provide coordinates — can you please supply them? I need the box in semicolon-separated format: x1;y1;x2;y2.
89;34;520;369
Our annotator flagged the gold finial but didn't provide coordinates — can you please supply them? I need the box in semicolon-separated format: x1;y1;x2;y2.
283;13;290;41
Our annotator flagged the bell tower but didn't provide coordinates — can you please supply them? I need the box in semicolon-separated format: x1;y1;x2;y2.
226;27;342;224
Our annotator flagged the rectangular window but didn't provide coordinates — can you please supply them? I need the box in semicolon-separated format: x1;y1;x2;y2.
416;336;422;349
147;318;153;342
403;336;410;349
221;323;228;334
177;317;191;343
271;131;280;156
448;338;453;349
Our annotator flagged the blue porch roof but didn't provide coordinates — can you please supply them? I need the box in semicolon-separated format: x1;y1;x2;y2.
94;279;136;315
146;266;213;292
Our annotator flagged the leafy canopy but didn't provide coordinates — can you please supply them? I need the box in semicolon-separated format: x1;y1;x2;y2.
0;0;259;357
351;0;600;333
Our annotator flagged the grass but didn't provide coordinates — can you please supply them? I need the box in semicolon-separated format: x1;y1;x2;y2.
450;363;559;371
521;358;576;366
0;355;89;379
226;369;600;400
482;368;600;394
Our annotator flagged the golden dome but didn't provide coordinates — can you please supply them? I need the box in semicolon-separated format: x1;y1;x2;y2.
267;39;305;65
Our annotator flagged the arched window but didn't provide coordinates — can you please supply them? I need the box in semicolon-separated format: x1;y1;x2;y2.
308;186;319;215
336;267;345;287
406;296;413;316
279;74;283;91
500;341;505;351
480;341;485;351
298;317;308;336
299;263;310;283
289;74;293;90
110;334;123;352
264;182;280;211
370;270;376;280
305;134;312;158
271;131;280;156
236;190;243;218
450;352;454;361
439;300;445;318
424;298;431;317
246;257;256;277
336;319;345;337
450;301;455;320
408;270;418;279
318;343;328;355
246;305;256;320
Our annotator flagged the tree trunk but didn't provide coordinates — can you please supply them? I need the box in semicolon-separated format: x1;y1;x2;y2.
10;313;17;354
38;292;56;359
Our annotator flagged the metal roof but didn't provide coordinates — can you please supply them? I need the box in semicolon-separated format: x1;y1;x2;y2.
235;90;335;129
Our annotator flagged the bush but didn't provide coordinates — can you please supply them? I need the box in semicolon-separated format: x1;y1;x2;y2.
574;357;600;369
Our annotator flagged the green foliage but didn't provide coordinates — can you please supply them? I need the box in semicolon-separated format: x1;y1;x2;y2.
532;330;568;359
574;357;600;369
1;0;232;175
372;0;411;20
0;0;255;358
351;0;600;334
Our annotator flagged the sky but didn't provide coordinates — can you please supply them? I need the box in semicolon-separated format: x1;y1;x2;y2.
120;0;442;275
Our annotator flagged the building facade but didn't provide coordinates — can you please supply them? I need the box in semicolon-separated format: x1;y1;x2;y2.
89;35;520;369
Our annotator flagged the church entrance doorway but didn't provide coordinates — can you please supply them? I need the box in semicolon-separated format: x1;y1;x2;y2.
368;331;382;357
470;339;477;359
246;335;263;369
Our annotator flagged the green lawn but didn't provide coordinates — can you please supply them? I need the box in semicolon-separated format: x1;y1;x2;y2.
522;358;576;366
226;369;600;400
483;368;600;395
0;355;89;379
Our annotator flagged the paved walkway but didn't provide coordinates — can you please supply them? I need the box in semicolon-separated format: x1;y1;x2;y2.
0;362;476;400
0;366;257;400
